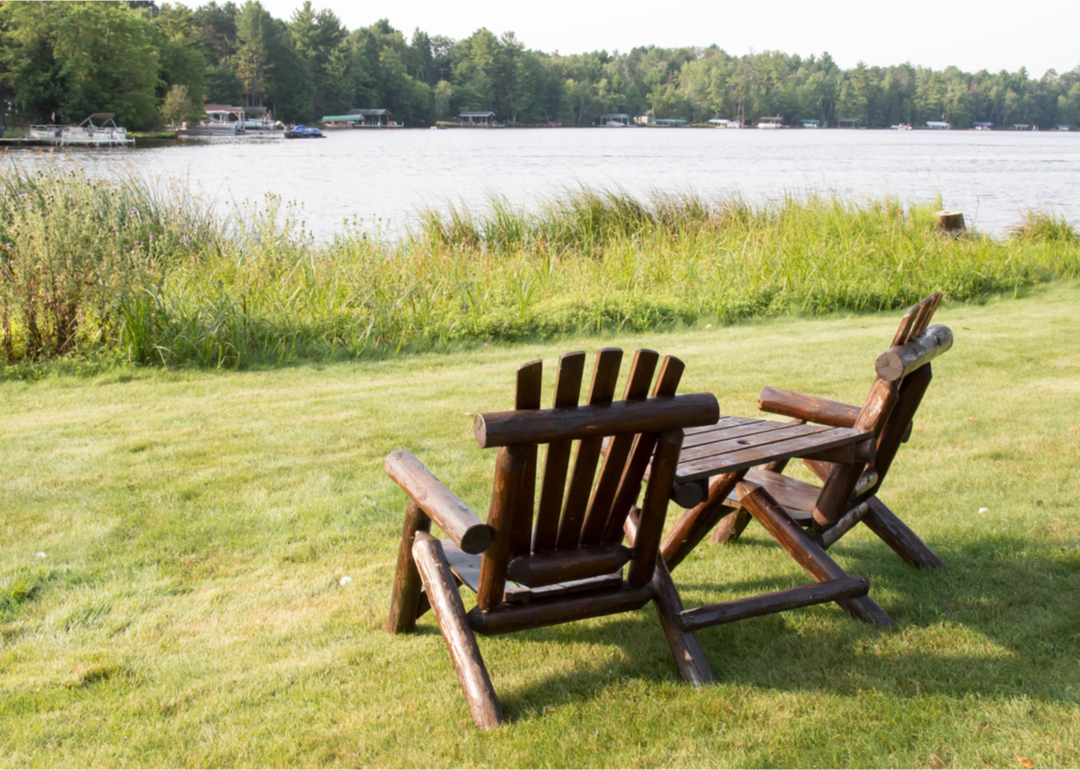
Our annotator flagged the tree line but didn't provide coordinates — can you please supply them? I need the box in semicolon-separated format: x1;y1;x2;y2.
2;0;1079;131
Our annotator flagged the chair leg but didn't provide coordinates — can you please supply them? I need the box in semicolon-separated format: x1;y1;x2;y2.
412;532;504;730
650;557;714;686
387;501;432;634
862;496;944;568
709;507;752;545
627;512;712;686
737;481;894;627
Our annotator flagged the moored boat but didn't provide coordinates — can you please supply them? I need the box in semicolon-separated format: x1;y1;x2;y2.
285;125;326;138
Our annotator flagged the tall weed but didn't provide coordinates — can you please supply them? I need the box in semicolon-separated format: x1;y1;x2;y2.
2;160;1078;371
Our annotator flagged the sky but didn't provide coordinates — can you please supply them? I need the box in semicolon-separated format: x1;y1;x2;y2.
255;0;1080;76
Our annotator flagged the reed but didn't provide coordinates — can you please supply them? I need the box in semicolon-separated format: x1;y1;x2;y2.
2;161;1078;370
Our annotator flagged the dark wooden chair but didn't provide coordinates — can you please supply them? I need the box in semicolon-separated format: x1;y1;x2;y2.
385;348;723;729
665;294;952;626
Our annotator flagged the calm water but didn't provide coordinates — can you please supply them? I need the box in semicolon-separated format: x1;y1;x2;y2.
7;128;1079;240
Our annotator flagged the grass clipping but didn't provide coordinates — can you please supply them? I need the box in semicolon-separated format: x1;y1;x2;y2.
2;160;1079;369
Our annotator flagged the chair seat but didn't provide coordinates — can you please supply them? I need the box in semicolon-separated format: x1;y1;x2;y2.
724;469;819;523
441;540;624;604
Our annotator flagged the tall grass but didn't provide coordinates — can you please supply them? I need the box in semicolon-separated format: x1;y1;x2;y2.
2;161;1079;370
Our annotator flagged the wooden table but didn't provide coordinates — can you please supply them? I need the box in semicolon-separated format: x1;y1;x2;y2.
670;416;875;507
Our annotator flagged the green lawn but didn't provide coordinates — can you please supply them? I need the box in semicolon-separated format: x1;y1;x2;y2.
2;285;1079;767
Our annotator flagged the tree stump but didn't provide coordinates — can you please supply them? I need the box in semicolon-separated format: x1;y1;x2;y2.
935;210;966;235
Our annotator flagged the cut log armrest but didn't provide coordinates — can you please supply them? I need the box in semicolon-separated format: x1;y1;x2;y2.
385;450;494;555
758;387;861;428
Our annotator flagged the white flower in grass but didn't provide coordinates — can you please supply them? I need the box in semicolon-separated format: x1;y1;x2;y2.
978;507;990;514
36;552;46;558
339;576;353;586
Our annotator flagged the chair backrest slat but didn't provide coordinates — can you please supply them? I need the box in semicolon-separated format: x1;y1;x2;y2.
477;348;718;602
557;348;624;550
891;304;919;347
601;355;685;543
511;360;543;558
532;351;586;552
579;349;659;547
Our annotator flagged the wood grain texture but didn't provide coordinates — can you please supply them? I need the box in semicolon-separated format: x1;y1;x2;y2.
558;348;623;550
676;575;870;631
820;501;871;548
601;355;686;543
467;584;655;636
412;532;504;730
512;360;543;557
506;544;632;587
625;511;712;687
475;393;720;449
579;349;659;546
862;496;944;568
874;325;953;382
386;500;432;634
384;450;494;554
812;378;898;528
661;471;744;569
757;387;861;428
709;507;752;545
737;481;894;626
477;445;528;611
533;351;586;553
628;428;683;588
870;364;933;487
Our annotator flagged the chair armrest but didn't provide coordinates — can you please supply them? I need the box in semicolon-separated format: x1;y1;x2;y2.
758;386;861;428
384;450;494;555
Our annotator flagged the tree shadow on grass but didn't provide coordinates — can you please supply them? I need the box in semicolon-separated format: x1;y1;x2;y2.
459;532;1080;724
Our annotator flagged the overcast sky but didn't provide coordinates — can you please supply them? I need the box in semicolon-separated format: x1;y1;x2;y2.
254;0;1079;76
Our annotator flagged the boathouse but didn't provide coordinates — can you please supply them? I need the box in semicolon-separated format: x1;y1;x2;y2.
926;121;951;129
654;118;687;126
321;109;397;127
598;113;631;126
800;119;820;128
838;118;859;128
459;111;497;126
203;104;245;125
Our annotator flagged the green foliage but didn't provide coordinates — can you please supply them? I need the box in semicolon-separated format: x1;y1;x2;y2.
1007;210;1079;243
2;162;1078;369
3;2;1078;128
54;2;161;128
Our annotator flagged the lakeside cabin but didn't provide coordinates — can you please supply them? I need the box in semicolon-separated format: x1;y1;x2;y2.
459;111;497;127
598;113;631;127
321;109;399;128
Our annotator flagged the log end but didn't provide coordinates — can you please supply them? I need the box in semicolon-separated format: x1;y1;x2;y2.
460;523;496;555
874;350;905;382
474;414;489;448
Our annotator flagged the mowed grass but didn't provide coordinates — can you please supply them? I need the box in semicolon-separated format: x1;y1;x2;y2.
1;285;1079;767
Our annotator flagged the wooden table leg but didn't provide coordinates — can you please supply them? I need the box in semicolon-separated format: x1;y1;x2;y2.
661;471;744;570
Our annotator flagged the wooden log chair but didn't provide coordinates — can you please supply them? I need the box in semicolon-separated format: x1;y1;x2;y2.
385;348;727;729
661;293;952;628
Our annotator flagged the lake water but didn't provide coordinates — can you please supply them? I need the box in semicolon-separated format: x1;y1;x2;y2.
7;128;1079;240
